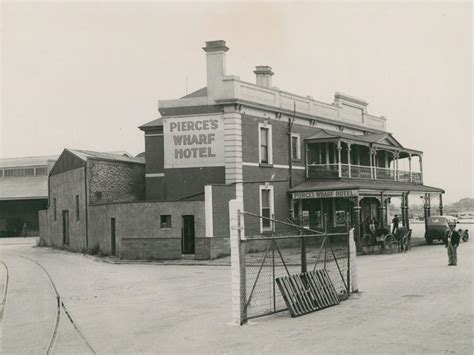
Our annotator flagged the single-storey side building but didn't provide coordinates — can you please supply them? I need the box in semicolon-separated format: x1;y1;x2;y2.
39;149;145;251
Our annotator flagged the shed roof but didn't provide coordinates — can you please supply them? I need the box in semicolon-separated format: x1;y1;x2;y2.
0;155;58;168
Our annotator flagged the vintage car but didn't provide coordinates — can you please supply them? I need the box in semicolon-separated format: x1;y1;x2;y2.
424;215;458;244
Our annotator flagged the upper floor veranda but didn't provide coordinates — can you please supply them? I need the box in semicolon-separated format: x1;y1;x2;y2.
304;129;423;184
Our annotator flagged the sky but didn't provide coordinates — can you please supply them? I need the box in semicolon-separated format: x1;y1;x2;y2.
1;1;472;203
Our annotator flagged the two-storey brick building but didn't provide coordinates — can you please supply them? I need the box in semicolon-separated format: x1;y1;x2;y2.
139;40;444;253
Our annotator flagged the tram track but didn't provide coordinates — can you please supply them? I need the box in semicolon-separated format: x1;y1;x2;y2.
0;255;97;355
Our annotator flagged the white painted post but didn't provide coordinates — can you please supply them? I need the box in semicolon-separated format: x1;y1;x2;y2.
348;228;358;293
347;143;352;178
229;199;245;325
337;141;342;178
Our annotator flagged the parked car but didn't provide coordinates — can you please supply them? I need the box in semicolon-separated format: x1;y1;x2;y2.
424;215;458;245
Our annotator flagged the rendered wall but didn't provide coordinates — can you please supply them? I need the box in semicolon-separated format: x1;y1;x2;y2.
88;201;205;259
46;167;87;251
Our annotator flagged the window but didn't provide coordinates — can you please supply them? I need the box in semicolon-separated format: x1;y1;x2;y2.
259;185;274;232
0;170;3;178
3;167;35;177
258;122;273;164
75;195;80;221
95;191;102;201
160;215;172;228
291;133;301;160
53;198;57;221
35;167;47;176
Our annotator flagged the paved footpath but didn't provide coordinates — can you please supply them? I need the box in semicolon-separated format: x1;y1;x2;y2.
0;237;472;354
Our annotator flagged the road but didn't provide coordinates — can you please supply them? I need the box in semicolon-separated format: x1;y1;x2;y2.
0;237;472;354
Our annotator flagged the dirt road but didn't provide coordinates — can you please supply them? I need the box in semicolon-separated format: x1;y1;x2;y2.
0;238;472;354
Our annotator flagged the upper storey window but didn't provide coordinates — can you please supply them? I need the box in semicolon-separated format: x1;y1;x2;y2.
291;133;301;160
258;122;273;165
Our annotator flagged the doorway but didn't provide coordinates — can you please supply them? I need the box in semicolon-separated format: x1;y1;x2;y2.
182;215;195;254
111;218;116;256
62;210;69;246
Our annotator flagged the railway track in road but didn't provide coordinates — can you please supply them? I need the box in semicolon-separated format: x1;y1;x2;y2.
0;256;97;355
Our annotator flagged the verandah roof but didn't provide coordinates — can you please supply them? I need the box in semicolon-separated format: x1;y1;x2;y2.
289;179;444;194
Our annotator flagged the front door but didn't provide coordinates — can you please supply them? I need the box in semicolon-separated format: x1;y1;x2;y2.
182;215;195;254
111;218;116;256
62;210;69;246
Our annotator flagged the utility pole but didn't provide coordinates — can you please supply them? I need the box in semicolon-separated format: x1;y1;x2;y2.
288;102;295;189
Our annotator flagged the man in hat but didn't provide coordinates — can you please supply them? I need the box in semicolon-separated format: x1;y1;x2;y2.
445;221;461;266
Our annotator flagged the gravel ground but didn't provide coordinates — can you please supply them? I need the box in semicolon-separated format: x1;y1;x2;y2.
0;236;472;354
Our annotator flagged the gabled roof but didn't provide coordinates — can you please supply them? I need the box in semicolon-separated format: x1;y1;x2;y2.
181;87;207;99
67;149;144;164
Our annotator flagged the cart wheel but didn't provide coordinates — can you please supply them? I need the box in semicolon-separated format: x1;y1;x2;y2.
362;234;374;255
385;234;397;253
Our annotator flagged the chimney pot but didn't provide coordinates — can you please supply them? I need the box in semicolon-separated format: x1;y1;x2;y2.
203;40;229;53
254;66;274;88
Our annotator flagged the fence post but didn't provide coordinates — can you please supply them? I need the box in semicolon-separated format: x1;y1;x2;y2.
348;228;358;293
229;199;246;325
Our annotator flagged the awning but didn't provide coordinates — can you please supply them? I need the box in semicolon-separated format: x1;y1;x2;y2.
289;179;444;198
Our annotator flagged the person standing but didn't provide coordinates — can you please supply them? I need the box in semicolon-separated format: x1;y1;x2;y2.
22;222;27;238
391;215;400;235
445;221;461;266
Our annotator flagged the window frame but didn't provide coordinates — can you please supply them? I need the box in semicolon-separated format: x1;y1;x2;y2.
53;198;57;222
259;184;274;233
160;215;172;229
258;122;273;165
75;195;80;222
291;133;301;160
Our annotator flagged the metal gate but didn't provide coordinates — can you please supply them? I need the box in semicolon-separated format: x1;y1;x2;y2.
240;211;350;321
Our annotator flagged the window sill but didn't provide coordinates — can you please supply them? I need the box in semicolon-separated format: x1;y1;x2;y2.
259;163;274;168
292;159;302;163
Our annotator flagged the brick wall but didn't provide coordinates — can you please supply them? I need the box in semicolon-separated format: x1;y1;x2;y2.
88;159;145;204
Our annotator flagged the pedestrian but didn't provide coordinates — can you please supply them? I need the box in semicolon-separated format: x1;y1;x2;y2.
392;215;400;235
22;222;27;238
445;221;460;266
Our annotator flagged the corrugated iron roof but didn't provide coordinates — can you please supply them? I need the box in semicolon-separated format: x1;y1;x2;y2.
139;118;163;129
0;155;58;168
67;149;145;164
181;87;207;99
289;179;444;194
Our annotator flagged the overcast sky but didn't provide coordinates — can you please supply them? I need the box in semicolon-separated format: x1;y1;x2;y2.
1;1;472;203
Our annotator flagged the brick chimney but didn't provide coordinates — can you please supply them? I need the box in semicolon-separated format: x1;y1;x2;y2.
203;40;229;99
254;66;273;88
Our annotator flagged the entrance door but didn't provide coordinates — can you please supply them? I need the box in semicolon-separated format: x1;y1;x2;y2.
111;218;116;256
62;210;69;245
182;215;195;254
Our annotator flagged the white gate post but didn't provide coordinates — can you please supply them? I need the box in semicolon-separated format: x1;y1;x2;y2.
349;228;359;293
229;199;246;325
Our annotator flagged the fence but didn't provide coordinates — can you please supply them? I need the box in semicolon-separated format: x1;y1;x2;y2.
229;201;354;324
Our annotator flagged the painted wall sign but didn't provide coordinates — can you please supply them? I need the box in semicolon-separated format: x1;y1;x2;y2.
163;115;225;168
292;189;359;199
